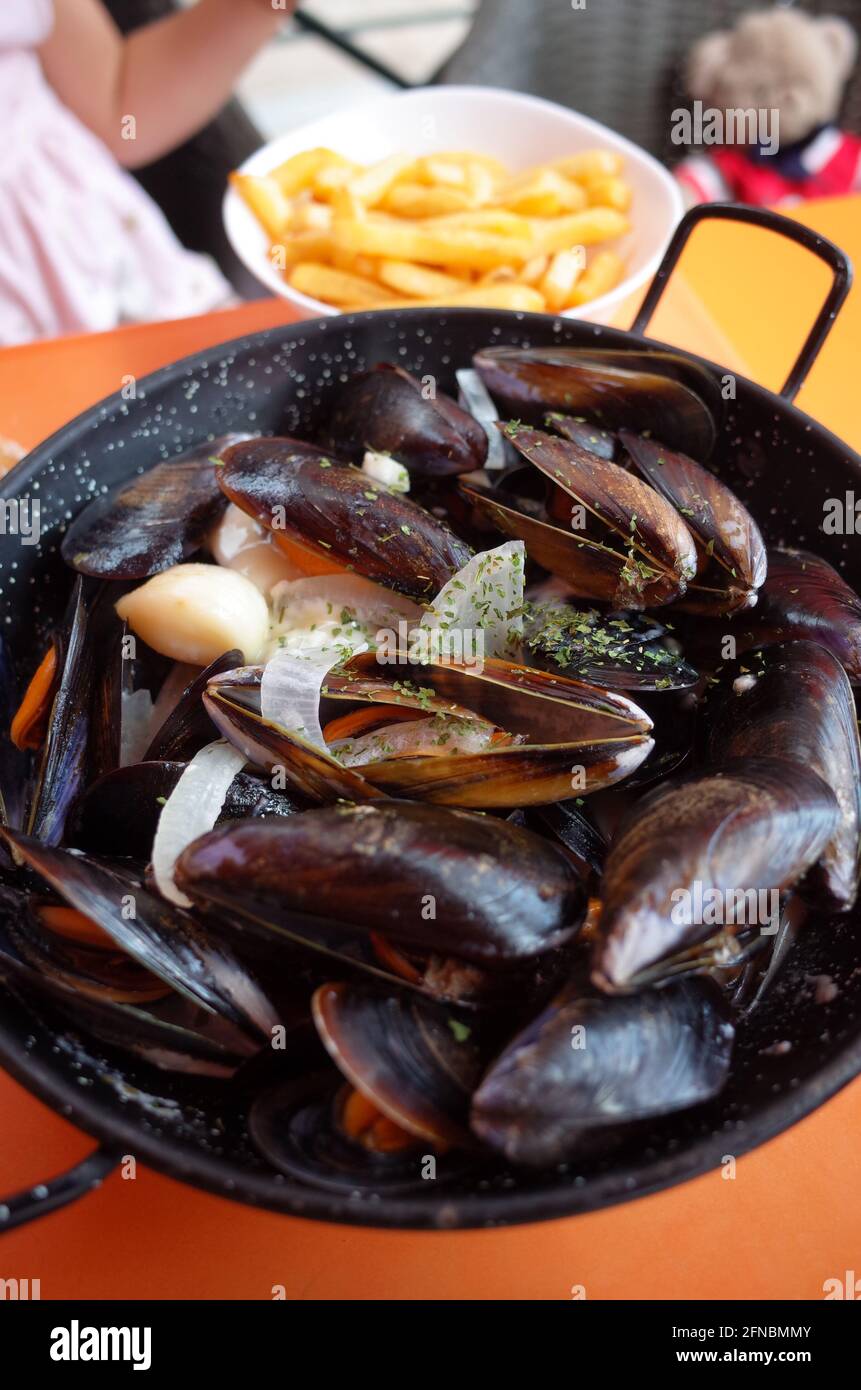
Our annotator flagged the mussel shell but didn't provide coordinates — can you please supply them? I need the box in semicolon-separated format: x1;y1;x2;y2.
473;347;719;459
217;437;472;600
1;829;279;1042
60;435;248;579
520;602;698;691
67;759;303;859
206;655;655;809
470;976;734;1166
143;649;243;761
320;363;487;477
176;800;587;968
734;547;861;683
545;412;617;460
313;981;484;1147
707;640;861;912
503;424;698;600
592;757;840;992
619;429;766;613
525;800;607;880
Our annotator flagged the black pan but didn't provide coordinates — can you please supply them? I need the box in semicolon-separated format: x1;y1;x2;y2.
1;204;859;1232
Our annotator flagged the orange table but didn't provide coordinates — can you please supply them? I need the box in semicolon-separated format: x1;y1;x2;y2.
1;196;860;1300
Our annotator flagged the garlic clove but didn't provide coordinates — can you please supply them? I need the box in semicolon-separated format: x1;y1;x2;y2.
115;562;269;665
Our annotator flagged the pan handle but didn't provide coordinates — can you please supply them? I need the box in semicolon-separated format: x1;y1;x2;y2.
0;1144;119;1234
631;201;852;402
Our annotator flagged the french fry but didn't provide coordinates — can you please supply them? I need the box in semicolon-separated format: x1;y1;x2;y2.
553;149;624;181
583;174;633;212
270;148;341;197
568;250;625;305
230;173;292;241
534;207;629;254
347;153;417;208
377;260;471;298
344;283;547;313
289;262;399;308
540;249;586;312
381;183;474;218
496;169;586;217
232;141;632;313
334;216;543;271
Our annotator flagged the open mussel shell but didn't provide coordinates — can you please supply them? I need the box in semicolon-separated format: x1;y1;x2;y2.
592;757;840;993
206;654;655;809
1;829;278;1043
142;649;243;761
731;547;861;684
520;602;698;691
176;800;587;968
471;976;734;1167
319;362;487;477
217;437;472;600
313;981;485;1148
473;346;719;459
60;435;249;579
619;430;766;614
707;640;861;912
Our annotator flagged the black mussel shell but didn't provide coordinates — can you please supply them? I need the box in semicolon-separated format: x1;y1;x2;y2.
61;435;249;579
619;430;766;614
1;830;278;1042
217;437;472;600
143;649;243;761
545;412;618;460
471;976;734;1166
520;601;698;691
732;547;861;684
473;347;719;459
707;640;861;912
592;757;839;992
320;363;487;477
312;981;485;1147
176;800;587;968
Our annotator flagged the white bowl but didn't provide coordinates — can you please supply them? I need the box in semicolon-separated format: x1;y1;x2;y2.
224;85;683;325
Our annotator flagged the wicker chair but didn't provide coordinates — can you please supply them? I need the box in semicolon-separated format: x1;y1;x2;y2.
438;0;861;162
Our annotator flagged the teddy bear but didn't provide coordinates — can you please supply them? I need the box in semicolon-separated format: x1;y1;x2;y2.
674;8;860;207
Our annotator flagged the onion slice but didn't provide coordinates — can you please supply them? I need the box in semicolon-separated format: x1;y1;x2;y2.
152;739;247;907
421;540;525;659
268;574;421;659
456;368;506;470
260;644;365;753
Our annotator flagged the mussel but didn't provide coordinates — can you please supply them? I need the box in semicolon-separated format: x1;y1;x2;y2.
175;800;587;970
320;363;488;477
592;758;839;992
217;437;472;600
730;548;861;684
707;640;861;912
203;653;655;809
61;435;250;579
462;425;698;608
471;975;734;1166
473;346;720;458
619;430;767;614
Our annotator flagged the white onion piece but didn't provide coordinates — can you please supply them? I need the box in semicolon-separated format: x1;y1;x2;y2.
421;540;525;658
152;740;247;907
362;450;410;493
456;368;506;470
267;574;422;660
208;503;304;595
260;645;364;753
330;713;496;768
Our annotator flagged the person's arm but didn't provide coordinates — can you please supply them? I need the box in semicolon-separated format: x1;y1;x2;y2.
39;0;289;169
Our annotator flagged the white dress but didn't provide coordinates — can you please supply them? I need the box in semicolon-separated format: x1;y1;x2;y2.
0;0;232;344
